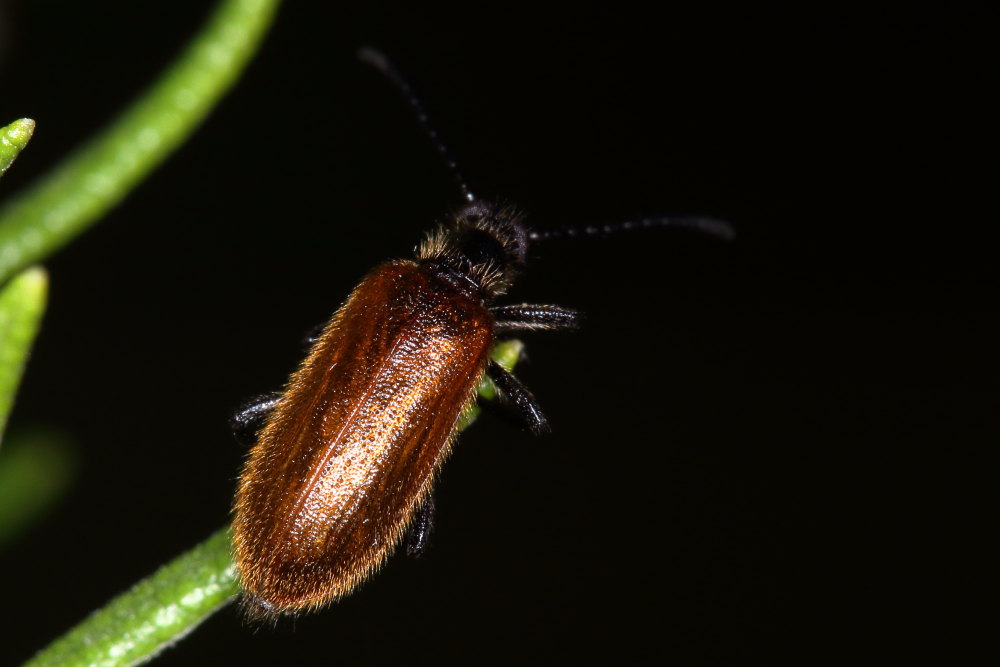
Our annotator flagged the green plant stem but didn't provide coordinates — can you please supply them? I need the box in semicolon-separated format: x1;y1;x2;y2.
0;0;283;284
0;266;47;443
26;339;525;666
0;119;35;178
25;527;239;667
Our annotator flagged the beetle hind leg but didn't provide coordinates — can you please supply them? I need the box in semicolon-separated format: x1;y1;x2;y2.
405;494;436;557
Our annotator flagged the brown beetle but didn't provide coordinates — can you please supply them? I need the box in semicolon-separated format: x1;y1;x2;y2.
231;50;731;618
233;200;583;616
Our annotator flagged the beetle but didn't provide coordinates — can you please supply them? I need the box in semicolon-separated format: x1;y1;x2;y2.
231;49;732;618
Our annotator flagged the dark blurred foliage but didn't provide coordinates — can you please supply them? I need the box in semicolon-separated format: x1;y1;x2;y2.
0;2;994;663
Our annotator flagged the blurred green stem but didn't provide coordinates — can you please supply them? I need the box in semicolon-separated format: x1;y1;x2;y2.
0;266;47;443
0;0;282;284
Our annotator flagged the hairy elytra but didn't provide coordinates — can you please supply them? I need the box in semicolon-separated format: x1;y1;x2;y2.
231;51;731;619
233;203;565;617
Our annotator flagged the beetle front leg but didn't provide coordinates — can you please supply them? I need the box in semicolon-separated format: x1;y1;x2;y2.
491;304;582;335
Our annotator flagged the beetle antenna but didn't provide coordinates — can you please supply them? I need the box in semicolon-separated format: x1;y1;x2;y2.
528;216;736;243
359;47;475;202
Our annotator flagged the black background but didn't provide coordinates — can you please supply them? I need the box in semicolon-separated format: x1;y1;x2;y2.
0;2;994;664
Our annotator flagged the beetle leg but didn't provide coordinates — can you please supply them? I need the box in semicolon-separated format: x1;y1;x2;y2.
475;391;528;430
486;361;550;435
230;392;282;447
405;494;435;557
491;304;582;334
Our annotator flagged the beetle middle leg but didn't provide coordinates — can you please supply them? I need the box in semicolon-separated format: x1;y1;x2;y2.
486;361;550;435
230;392;282;447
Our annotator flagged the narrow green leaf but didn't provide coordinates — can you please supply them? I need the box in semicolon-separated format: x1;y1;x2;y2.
0;0;283;284
0;118;36;178
28;340;525;666
25;527;239;667
0;429;76;549
0;266;47;444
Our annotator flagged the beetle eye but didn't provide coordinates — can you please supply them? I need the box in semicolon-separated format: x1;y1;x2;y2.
456;228;504;267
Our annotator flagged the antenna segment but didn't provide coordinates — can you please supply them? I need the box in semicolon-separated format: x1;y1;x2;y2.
359;47;475;202
528;215;736;242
